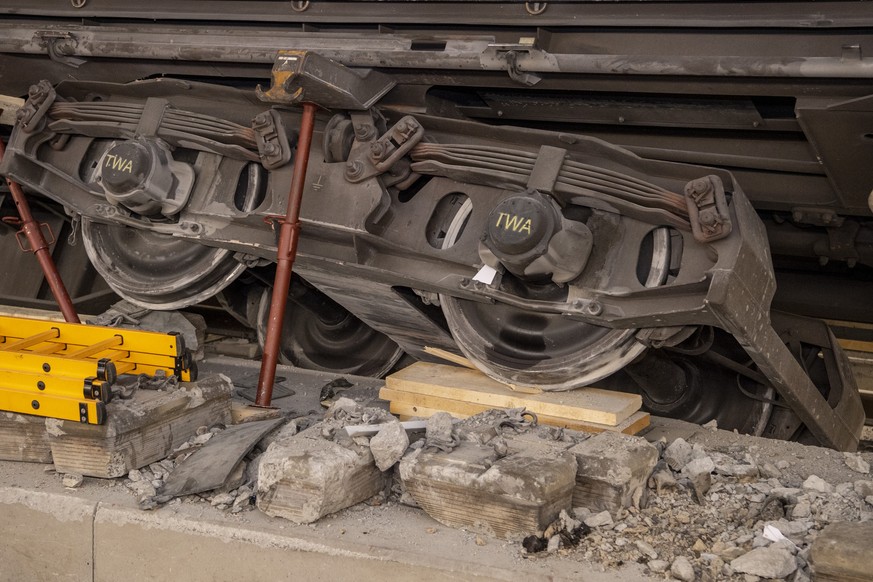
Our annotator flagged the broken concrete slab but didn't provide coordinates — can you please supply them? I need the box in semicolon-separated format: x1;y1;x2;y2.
568;431;658;513
155;417;285;505
400;436;578;540
48;374;232;478
257;423;387;524
0;411;52;463
809;521;873;582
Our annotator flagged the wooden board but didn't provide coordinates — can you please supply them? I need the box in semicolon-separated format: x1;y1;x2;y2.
388;399;650;436
385;362;641;426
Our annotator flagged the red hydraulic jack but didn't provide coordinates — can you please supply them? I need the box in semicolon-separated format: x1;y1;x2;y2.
254;102;317;407
252;50;395;407
0;137;80;324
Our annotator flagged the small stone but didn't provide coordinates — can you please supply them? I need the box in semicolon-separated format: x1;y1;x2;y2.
231;486;253;513
369;421;409;471
692;538;708;553
475;535;487;547
425;412;455;450
731;464;760;482
670;556;695;582
776;460;790;470
126;480;156;498
210;492;235;508
664;438;694;471
635;540;658;559
128;469;143;482
648;560;669;573
583;510;614;528
702;419;718;431
573;507;592;521
683;456;715;499
731;547;797;579
803;475;832;494
791;501;811;519
844;453;870;474
759;462;782;480
743;575;760;582
855;480;873;498
191;432;213;446
62;473;84;488
546;535;560;552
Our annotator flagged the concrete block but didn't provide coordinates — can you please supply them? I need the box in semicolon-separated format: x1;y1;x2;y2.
399;436;577;539
0;411;52;463
0;487;95;581
568;431;659;513
810;521;873;582
257;424;387;523
49;374;232;477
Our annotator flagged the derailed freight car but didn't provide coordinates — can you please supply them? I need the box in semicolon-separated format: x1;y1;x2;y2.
0;1;869;449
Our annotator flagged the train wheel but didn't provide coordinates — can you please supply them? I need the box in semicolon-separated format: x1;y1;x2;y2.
255;284;404;378
81;218;247;310
439;200;671;390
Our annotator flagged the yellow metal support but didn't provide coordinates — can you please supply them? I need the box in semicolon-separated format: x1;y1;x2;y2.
0;315;196;424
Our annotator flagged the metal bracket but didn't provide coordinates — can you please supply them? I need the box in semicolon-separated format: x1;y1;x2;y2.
15;80;56;134
480;43;549;87
252;109;294;170
256;50;395;110
684;175;732;243
345;114;424;183
33;31;86;68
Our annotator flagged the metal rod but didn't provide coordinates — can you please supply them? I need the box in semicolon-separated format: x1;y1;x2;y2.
255;102;317;407
0;138;80;323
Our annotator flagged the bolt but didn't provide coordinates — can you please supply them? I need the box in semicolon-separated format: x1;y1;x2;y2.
686;178;711;201
792;210;804;222
37;381;45;391
31;400;39;410
42;363;51;373
263;142;278;156
822;213;834;225
354;124;374;141
345;160;364;179
585;302;603;316
253;113;270;127
818;255;829;266
369;141;386;160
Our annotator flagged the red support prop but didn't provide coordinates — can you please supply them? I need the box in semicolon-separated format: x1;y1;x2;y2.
255;103;318;407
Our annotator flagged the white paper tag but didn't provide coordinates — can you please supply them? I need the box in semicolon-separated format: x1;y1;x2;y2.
472;264;498;285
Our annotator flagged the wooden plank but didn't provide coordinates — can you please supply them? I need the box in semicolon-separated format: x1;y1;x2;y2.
385;362;640;426
0;95;24;126
387;398;650;436
423;346;477;370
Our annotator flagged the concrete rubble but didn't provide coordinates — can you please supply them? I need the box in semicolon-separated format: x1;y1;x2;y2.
2;363;872;582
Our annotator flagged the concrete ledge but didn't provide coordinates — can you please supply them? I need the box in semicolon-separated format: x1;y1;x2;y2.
0;462;650;582
0;487;95;581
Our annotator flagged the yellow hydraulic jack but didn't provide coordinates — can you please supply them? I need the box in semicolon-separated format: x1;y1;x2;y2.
0;315;197;425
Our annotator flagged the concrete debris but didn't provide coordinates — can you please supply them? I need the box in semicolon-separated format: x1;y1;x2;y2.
257;401;394;524
855;480;873;498
368;421;410;471
844;453;870;474
809;521;873;581
568;431;658;513
647;559;669;573
670;556;695;581
664;438;694;471
583;510;614;529
424;412;458;452
48;374;233;478
635;539;658;560
522;508;590;555
802;475;833;494
730;547;797;578
62;473;84;488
